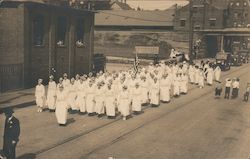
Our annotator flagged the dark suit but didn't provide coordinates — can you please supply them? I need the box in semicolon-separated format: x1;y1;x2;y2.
3;116;20;159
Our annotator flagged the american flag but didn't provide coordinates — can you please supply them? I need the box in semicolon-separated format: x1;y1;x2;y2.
133;53;139;75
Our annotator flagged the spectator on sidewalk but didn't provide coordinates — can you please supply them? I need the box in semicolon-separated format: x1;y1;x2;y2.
2;108;20;159
215;82;222;98
35;79;45;113
232;78;240;99
224;78;232;99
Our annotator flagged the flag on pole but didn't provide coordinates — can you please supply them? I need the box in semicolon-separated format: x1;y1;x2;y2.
133;52;139;75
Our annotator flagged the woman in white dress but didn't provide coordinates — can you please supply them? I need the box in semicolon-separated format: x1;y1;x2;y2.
160;74;171;103
173;74;180;97
46;75;57;112
95;82;105;117
206;66;214;86
118;85;130;120
140;76;149;105
105;83;116;119
75;77;87;114
85;81;96;116
149;78;160;107
214;65;221;82
132;83;142;114
55;84;68;126
180;73;188;94
35;79;46;113
198;68;205;88
67;78;77;112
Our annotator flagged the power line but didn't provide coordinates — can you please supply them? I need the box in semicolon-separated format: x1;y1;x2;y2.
99;10;173;23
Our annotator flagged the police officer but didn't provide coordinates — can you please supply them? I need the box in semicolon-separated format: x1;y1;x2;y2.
2;108;20;159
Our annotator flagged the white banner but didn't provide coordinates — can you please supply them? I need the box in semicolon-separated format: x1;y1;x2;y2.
135;46;159;54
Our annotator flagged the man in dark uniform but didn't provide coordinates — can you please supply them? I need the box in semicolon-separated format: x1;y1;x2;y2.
2;108;20;159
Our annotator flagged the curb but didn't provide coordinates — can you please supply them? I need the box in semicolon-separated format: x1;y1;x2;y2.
0;101;35;111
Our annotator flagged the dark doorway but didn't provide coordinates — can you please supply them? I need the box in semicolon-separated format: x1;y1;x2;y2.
206;36;218;58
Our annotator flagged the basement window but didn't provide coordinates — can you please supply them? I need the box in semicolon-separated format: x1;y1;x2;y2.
33;15;44;46
180;19;186;27
209;18;216;27
57;16;67;46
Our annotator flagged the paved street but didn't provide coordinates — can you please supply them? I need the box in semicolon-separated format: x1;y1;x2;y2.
1;64;250;159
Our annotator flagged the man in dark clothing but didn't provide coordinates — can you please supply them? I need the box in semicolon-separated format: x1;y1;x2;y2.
2;108;20;159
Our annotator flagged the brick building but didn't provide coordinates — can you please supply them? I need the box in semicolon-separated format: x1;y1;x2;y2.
0;1;95;92
174;0;250;58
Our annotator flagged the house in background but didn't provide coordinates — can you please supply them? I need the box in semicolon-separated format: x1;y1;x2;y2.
0;0;95;92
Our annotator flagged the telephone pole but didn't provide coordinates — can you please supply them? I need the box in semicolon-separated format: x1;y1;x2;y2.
189;0;194;62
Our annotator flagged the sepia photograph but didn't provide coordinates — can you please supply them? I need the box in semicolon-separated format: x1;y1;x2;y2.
0;0;250;158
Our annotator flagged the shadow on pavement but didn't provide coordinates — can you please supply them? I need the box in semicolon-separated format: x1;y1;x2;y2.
17;153;36;159
67;118;76;126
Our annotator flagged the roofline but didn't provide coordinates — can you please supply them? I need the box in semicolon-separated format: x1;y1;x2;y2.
1;1;96;14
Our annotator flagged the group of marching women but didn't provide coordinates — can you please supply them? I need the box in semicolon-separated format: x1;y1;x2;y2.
35;60;221;126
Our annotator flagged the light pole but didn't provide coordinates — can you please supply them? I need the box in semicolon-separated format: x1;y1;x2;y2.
189;0;194;62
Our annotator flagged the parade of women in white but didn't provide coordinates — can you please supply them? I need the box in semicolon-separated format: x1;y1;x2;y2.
35;59;222;125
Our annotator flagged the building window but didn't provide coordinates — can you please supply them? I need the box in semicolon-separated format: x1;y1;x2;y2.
193;7;198;13
76;18;85;47
236;2;240;6
33;15;44;46
209;19;216;27
57;16;67;46
230;2;234;6
180;19;186;27
194;24;201;30
234;12;239;19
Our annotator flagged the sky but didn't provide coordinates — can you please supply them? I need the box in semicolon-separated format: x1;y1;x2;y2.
126;0;189;10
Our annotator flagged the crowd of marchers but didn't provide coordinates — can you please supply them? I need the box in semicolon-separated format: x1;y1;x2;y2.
35;60;224;126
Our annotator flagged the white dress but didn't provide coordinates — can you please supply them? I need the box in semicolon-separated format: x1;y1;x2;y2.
188;66;195;83
214;66;221;82
160;77;171;102
94;87;105;114
35;84;45;108
132;87;142;111
194;68;200;84
46;81;56;110
198;71;205;88
118;90;130;117
85;85;96;113
75;82;86;112
67;84;77;110
140;80;149;104
105;87;116;116
62;79;70;90
173;77;180;96
206;68;214;85
149;82;160;105
55;90;68;124
180;75;188;94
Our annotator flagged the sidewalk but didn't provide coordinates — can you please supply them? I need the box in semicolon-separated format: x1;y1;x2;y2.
0;88;35;109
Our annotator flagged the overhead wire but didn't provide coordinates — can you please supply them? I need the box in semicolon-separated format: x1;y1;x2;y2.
98;10;173;23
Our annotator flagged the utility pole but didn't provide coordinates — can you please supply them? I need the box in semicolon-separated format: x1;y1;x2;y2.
189;0;194;61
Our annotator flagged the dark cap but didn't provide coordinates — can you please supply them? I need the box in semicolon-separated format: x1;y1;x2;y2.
2;107;14;115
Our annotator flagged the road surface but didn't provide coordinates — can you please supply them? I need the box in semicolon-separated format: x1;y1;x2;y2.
0;64;250;159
